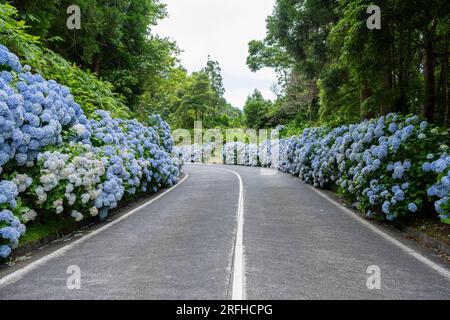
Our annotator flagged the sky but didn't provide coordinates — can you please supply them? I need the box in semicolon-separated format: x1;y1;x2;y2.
153;0;278;109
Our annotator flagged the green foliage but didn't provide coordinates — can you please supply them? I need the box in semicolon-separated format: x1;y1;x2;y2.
317;64;360;126
19;215;77;246
9;0;177;112
247;0;450;129
139;60;243;130
5;1;242;128
181;72;214;126
244;90;272;129
0;3;132;119
0;3;41;62
35;49;132;119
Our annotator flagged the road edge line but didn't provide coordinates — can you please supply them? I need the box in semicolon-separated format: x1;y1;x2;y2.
0;173;189;289
307;184;450;280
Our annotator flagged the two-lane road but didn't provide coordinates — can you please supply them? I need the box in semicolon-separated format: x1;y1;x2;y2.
0;164;449;299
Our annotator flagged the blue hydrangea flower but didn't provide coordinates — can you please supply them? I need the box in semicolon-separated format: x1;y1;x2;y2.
408;203;417;212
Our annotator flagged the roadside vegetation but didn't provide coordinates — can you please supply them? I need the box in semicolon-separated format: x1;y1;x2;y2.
0;0;449;259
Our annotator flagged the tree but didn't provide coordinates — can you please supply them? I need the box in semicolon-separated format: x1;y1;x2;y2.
180;72;214;125
248;0;450;127
247;0;339;125
244;90;272;129
9;0;174;111
204;56;225;98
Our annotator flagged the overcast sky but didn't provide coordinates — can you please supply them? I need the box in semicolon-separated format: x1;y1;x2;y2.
153;0;277;109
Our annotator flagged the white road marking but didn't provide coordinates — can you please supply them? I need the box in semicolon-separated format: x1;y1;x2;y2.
223;169;245;300
307;185;450;281
0;173;189;289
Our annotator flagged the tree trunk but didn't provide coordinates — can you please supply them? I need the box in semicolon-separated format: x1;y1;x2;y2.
381;67;393;115
423;26;436;123
360;81;373;119
91;57;101;74
394;29;413;114
381;24;393;115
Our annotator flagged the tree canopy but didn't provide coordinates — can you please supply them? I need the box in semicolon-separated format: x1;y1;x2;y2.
3;0;448;131
2;0;243;129
247;0;450;128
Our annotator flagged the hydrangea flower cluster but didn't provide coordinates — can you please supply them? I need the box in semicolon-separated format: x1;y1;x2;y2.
34;146;104;219
0;45;89;173
89;111;181;193
148;114;174;153
0;209;26;258
258;140;273;167
177;139;274;167
29;112;181;223
222;142;245;165
221;142;261;166
12;173;32;193
0;44;21;72
247;144;259;167
0;44;182;259
0;179;19;208
0;172;31;254
174;143;216;163
425;154;450;219
176;144;201;163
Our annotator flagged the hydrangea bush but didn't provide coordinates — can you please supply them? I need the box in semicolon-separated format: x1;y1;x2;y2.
0;44;181;258
174;143;216;163
425;154;450;222
175;144;201;163
219;114;450;223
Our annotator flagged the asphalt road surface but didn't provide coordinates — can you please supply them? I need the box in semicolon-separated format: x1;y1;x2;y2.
0;164;449;299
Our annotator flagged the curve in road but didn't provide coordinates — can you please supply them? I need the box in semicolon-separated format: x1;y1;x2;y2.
0;164;449;299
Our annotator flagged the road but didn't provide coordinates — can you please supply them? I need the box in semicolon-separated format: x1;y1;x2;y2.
0;164;449;299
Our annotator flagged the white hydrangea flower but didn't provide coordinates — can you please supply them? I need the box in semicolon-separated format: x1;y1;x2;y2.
65;193;76;206
40;173;59;191
70;210;83;222
12;174;32;193
72;124;88;138
53;199;63;208
89;207;98;217
81;193;90;204
35;186;48;204
66;183;74;193
21;209;37;223
418;133;426;140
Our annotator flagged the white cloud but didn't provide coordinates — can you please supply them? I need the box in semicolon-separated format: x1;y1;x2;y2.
153;0;277;109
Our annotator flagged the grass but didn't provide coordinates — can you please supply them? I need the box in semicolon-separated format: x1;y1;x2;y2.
18;216;79;246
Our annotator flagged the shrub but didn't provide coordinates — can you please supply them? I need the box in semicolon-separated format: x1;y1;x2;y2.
0;44;181;259
220;114;450;223
425;154;450;223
